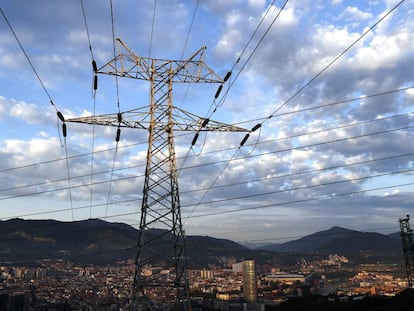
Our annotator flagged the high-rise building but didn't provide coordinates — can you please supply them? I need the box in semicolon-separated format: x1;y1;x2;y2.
232;262;243;273
242;259;257;303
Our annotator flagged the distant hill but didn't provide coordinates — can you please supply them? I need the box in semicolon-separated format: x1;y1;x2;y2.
388;231;402;240
0;218;261;267
0;219;405;267
0;218;138;265
259;226;355;253
258;226;403;263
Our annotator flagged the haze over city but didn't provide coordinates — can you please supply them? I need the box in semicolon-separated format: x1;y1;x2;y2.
0;0;413;243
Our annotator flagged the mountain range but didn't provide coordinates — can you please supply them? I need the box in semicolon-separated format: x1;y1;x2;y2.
257;226;403;262
0;219;405;267
0;218;259;267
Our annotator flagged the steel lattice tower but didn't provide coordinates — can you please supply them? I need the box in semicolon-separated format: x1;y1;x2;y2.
399;215;414;288
66;38;247;310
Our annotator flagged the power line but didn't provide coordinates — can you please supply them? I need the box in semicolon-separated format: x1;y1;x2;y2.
102;0;122;223
188;0;287;154
187;0;382;221
236;111;414;155
233;0;407;150
179;0;199;60
0;5;81;255
1;146;412;206
1;198;140;220
256;0;407;131
0;171;142;202
103;145;120;219
0;83;410;176
0;137;151;174
0;111;413;199
80;0;95;61
80;0;98;219
231;0;279;73
184;147;239;225
189;180;414;220
220;0;290;103
0;130;194;175
0;104;410;191
180;151;414;196
183;0;408;226
2;180;410;235
148;0;157;58
184;121;414;222
2;123;409;220
0;129;412;222
181;167;414;209
62;136;81;261
0;8;58;113
183;121;414;199
204;0;289;122
1;146;412;207
232;85;414;127
175;0;201;111
109;0;121;110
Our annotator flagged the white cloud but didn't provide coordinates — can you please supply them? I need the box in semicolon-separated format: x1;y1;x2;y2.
339;6;373;23
272;4;297;26
350;32;412;70
0;97;53;124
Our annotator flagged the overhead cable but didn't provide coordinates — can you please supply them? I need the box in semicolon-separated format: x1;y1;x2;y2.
180;0;200;60
189;181;414;219
148;0;157;58
181;167;414;208
1;147;412;204
0;86;410;176
205;0;289;122
0;7;69;148
190;0;289;158
240;0;407;146
3;181;413;227
0;8;58;113
0;111;412;194
183;120;414;223
232;85;414;128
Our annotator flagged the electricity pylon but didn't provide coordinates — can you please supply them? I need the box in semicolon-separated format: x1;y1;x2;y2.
399;215;414;288
66;38;247;310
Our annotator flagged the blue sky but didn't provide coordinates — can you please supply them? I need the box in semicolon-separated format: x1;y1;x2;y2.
0;0;414;243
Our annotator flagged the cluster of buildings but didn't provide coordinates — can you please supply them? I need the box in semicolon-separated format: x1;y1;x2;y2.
296;253;350;274
0;259;133;309
0;255;409;310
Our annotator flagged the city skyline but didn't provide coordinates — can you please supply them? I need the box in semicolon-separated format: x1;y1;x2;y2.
0;0;413;243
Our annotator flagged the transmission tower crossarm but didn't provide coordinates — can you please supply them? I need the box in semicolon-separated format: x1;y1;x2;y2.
65;107;149;129
173;107;248;132
96;38;223;83
65;106;249;133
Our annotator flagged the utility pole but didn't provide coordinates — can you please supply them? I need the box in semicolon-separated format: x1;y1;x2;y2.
65;38;247;310
399;215;414;288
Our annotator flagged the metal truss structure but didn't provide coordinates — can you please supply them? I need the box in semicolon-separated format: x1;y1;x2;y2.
399;215;414;288
66;39;247;311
